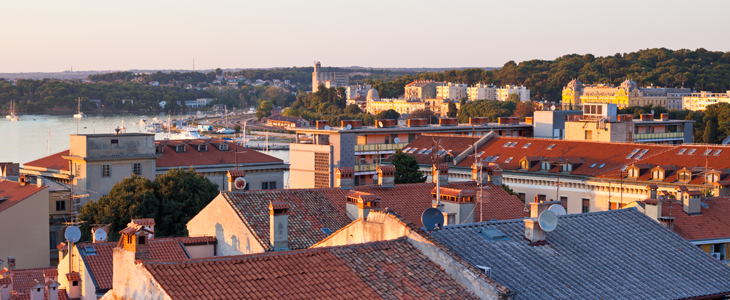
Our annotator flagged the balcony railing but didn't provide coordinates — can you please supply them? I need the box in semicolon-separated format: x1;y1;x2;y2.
634;132;684;141
354;164;379;172
354;142;408;152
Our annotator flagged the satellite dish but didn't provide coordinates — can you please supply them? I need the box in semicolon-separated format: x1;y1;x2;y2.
94;228;107;242
393;137;400;144
346;124;352;130
65;226;82;243
538;210;558;232
548;204;566;216
234;177;247;190
323;125;330;130
373;174;378;181
378;121;384;128
421;207;445;231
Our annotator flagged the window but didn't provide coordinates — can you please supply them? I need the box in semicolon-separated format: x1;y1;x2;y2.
560;196;568;210
75;164;82;176
133;163;142;176
198;144;208;152
111;139;118;145
582;199;590;213
597;163;606;169
652;169;663;180
627;168;638;178
706;173;719;183
677;149;687;155
687;149;696;155
102;164;111;177
176;144;185;153
537;194;546;202
72;281;78;286
589;163;597;168
262;182;269;190
505;157;513;163
626;148;640;159
678;171;691;182
702;149;712;156
50;231;57;250
713;149;722;156
138;236;146;245
56;200;66;211
541;162;550;170
520;160;529;170
261;181;277;190
585;130;592;140
547;144;556;150
523;143;532;148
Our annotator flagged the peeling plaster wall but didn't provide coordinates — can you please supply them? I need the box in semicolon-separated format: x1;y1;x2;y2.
109;248;169;300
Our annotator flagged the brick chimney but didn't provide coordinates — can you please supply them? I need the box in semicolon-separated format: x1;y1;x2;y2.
646;185;658;199
269;202;290;251
92;226;109;243
346;191;381;220
334;167;354;190
682;191;702;215
432;187;475;225
45;280;60;300
118;225;153;260
432;164;449;186
644;199;662;221
524;199;562;245
29;280;44;300
227;170;247;192
129;219;155;240
0;273;12;300
65;272;80;299
377;165;395;187
6;257;14;270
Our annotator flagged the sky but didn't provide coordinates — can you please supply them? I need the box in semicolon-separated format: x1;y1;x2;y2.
1;0;729;73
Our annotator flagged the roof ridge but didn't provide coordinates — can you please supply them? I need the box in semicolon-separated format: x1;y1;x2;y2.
440;208;638;230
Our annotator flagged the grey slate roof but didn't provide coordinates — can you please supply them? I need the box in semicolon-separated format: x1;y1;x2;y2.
431;208;730;300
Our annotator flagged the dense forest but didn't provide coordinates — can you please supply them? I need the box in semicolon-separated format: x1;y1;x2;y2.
367;48;730;100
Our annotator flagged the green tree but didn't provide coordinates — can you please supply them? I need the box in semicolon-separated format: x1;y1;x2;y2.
704;120;716;144
215;68;223;76
78;169;219;241
457;100;517;123
234;124;242;134
409;109;439;124
513;101;536;119
375;109;400;120
391;149;426;184
506;93;521;103
344;104;362;114
447;101;458;118
255;100;274;120
78;175;159;241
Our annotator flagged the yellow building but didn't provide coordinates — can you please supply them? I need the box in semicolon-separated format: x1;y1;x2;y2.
682;91;730;111
562;79;691;109
366;88;426;115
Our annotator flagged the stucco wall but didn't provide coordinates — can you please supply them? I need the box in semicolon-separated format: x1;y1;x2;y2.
288;143;331;189
57;245;96;300
109;248;169;300
185;244;215;259
187;194;266;256
0;187;49;268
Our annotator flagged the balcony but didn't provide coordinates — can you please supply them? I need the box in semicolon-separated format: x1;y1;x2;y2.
634;132;684;141
354;164;379;172
354;142;407;153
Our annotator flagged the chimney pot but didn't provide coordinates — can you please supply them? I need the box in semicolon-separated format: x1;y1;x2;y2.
432;164;449;186
269;202;290;251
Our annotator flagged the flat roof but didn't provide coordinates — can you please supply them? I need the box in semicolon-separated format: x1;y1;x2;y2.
71;133;155;137
291;123;533;134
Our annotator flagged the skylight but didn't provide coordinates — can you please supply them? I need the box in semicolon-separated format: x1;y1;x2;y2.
598;163;606;169
523;143;532;148
409;148;418;154
547;144;556;150
417;149;427;154
402;147;411;152
503;142;511;147
635;149;650;159
490;156;500;162
688;149;697;155
485;156;494;161
505;157;514;163
713;149;723;156
510;142;519;147
589;163;597;168
626;148;640;159
677;149;687;155
320;228;333;235
477;151;485;157
84;246;97;255
423;149;432;154
702;149;712;156
478;228;509;242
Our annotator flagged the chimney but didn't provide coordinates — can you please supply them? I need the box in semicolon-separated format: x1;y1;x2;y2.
488;164;503;186
36;176;43;188
433;187;475;224
682;191;702;215
118;224;152;260
46;280;60;300
334;167;354;190
646;185;658;199
91;226;109;243
432;164;449;186
524;199;561;245
129;219;155;240
226;170;247;192
65;272;80;299
377;165;395;187
6;257;14;270
644;199;663;221
269;202;290;251
29;280;44;300
0;271;13;300
471;163;488;184
43;269;57;284
18;175;26;187
346;191;381;220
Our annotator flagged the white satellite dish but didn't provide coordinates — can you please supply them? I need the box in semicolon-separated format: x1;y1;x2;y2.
346;124;352;130
94;228;107;242
393;137;400;144
548;204;566;216
324;125;330;130
538;210;558;232
378;121;384;128
234;177;247;190
373;174;378;181
65;226;82;243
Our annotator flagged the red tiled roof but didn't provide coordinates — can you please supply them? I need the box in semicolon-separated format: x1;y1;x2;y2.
77;237;192;290
0;179;46;214
65;272;80;281
143;238;480;300
11;289;69;300
130;218;155;226
23;150;69;171
399;135;480;165
155;139;282;168
647;197;730;240
176;236;216;246
4;267;57;293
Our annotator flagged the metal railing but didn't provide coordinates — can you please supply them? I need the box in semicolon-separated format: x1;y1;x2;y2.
634;132;684;140
354;164;378;172
354;142;408;152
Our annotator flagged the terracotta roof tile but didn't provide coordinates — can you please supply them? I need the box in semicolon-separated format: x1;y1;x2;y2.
156;139;282;168
23;150;70;171
650;197;730;240
0;180;46;214
143;238;479;300
130;218;156;226
4;267;57;292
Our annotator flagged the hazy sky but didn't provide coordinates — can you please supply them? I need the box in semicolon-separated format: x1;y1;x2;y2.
2;0;729;72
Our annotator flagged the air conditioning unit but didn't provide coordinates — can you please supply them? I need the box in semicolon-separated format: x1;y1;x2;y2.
711;253;722;260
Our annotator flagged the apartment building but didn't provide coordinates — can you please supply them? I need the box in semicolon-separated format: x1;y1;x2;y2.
435;82;467;100
496;85;530;102
311;61;349;92
562;79;692;109
467;83;497;101
683;91;730;111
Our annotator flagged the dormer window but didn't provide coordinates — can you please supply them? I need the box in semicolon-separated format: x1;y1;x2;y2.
520;160;529;170
198;144;207;152
176;144;186;153
678;171;691;182
561;164;572;172
652;169;664;180
541;162;550;170
218;143;228;151
155;144;164;153
706;172;719;183
627;167;639;178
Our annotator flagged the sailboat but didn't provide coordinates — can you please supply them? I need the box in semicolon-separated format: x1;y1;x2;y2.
73;98;85;118
7;100;19;121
